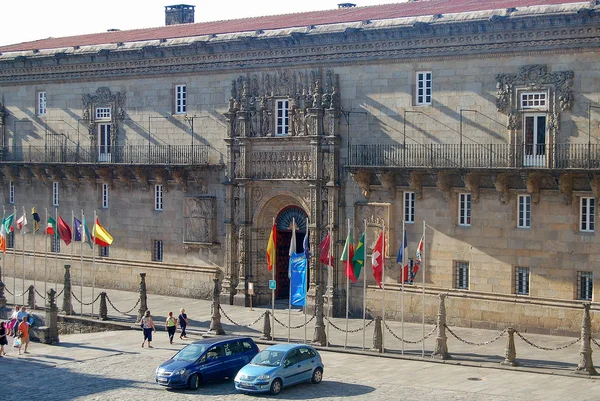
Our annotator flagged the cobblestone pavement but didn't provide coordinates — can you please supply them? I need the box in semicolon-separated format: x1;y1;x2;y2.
1;330;600;401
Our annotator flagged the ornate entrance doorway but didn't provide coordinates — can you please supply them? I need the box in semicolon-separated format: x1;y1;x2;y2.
275;206;309;299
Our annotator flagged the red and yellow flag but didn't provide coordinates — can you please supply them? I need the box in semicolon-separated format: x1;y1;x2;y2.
266;222;276;271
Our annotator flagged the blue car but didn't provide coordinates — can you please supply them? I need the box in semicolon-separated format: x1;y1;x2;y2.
155;336;259;390
234;343;324;395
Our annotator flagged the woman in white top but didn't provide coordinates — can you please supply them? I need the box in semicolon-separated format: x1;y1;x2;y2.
141;310;156;348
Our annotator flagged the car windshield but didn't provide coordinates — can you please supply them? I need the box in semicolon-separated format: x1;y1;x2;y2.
172;344;208;362
251;349;285;366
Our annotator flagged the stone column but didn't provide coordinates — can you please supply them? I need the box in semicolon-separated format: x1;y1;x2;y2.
312;285;327;346
575;303;597;375
62;265;74;315
431;294;451;360
371;316;383;353
136;273;148;322
27;285;35;309
99;292;108;321
233;225;248;307
205;278;225;336
261;310;272;340
0;265;6;319
501;328;518;366
44;288;59;344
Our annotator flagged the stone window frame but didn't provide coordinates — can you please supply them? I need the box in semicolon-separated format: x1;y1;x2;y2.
454;261;469;290
517;194;531;229
51;235;60;253
275;98;290;136
415;71;432;106
580;196;595;233
9;180;14;204
404;191;415;224
577;271;593;301
52;181;59;207
95;107;111;121
175;84;187;114
7;231;14;249
154;184;163;211
520;91;548;110
515;266;530;296
101;183;109;209
37;90;47;116
82;87;126;151
458;193;471;227
99;245;109;258
152;239;164;262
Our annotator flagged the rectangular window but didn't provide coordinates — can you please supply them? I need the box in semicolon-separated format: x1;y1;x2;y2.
99;246;109;258
580;197;595;232
51;235;60;253
517;195;531;228
458;193;471;226
175;84;187;114
515;266;530;295
455;261;469;290
577;271;593;301
404;191;415;223
9;181;15;204
102;184;109;209
95;107;111;120
37;91;47;116
276;99;289;136
155;184;163;211
52;182;59;206
153;240;163;262
7;231;14;249
416;71;432;105
520;92;547;109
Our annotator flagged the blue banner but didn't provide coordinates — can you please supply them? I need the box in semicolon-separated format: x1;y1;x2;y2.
289;252;307;307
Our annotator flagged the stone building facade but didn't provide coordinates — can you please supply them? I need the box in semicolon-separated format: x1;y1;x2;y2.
0;0;599;334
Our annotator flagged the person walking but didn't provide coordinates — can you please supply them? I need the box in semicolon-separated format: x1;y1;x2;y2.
0;321;8;356
17;316;30;355
141;310;156;348
165;312;177;345
9;305;19;337
178;308;189;339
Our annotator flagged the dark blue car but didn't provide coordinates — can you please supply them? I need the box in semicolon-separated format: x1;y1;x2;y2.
155;336;259;390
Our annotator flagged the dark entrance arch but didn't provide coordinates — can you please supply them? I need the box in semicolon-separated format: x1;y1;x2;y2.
275;206;309;300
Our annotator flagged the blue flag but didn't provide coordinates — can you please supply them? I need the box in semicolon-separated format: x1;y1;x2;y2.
73;217;83;241
303;229;310;260
289;253;307;307
396;228;407;263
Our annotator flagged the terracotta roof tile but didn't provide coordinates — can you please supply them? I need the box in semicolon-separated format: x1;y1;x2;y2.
0;0;586;52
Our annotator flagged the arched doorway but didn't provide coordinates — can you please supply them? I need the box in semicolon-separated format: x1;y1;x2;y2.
275;206;309;300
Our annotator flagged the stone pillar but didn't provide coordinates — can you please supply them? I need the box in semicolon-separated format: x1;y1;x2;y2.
27;285;35;309
0;265;6;319
136;273;148;322
501;328;518;366
62;265;74;315
44;288;59;344
205;278;225;336
575;303;597;375
371;316;383;353
233;225;248;307
431;294;451;360
99;292;108;321
261;310;272;340
312;285;327;346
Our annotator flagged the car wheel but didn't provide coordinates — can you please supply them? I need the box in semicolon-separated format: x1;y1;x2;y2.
188;374;201;390
311;367;323;384
270;378;283;395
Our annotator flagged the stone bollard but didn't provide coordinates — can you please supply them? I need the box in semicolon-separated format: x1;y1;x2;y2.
312;285;327;346
371;316;383;353
41;288;59;344
136;273;148;322
27;285;35;310
431;294;451;360
261;310;272;340
501;327;518;366
0;266;6;319
205;278;225;336
62;265;74;315
575;303;597;375
99;292;108;321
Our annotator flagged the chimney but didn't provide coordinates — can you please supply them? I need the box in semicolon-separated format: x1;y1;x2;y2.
338;3;357;8
165;4;195;26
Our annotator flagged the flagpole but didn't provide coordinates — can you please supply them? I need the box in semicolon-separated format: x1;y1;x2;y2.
362;219;366;350
54;207;58;291
288;217;294;343
44;208;48;298
32;208;37;309
12;205;17;306
80;210;84;316
344;218;349;349
326;220;332;348
401;220;405;355
304;217;308;345
92;210;97;319
270;217;275;342
422;220;426;358
70;210;74;265
381;223;386;354
21;206;26;306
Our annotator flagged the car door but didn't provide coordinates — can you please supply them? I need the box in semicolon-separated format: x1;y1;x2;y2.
223;341;244;378
297;347;318;382
202;344;227;381
281;349;303;386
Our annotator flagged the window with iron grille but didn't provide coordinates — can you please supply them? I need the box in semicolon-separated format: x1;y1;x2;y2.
458;193;471;226
416;71;432;105
9;181;14;204
455;261;469;289
51;235;60;253
515;266;530;295
520;92;547;109
518;195;531;228
37;91;47;116
580;197;595;232
99;246;109;258
577;271;593;301
404;191;415;223
7;231;14;249
155;185;163;211
153;240;163;262
276;99;289;136
175;85;187;114
52;182;59;206
95;107;111;120
102;184;109;209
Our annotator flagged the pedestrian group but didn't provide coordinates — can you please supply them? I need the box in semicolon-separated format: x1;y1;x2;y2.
139;308;190;348
1;305;33;356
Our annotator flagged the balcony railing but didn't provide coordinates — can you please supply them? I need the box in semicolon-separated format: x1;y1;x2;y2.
1;145;211;165
347;143;600;169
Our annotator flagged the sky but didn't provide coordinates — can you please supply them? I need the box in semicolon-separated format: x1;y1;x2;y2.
0;0;404;47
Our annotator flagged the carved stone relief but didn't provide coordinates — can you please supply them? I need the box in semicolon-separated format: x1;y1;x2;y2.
409;171;425;200
463;172;482;203
435;171;453;202
525;172;545;204
493;173;511;204
354;202;391;257
184;197;217;243
81;87;126;147
351;170;373;198
558;173;574;205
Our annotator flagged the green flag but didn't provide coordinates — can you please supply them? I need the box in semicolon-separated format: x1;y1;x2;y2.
2;213;15;233
46;216;57;236
352;232;365;280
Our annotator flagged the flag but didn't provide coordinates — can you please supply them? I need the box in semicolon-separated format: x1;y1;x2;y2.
412;233;424;281
82;216;93;249
93;218;113;246
3;213;14;233
46;216;57;235
266;222;276;271
57;216;72;246
73;217;83;241
16;214;27;233
288;223;296;279
397;228;409;282
372;232;385;288
0;214;14;253
318;233;333;267
351;232;365;280
31;207;41;233
340;228;356;282
303;227;310;260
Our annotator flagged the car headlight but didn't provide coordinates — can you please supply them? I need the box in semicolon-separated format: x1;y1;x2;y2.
176;368;187;376
156;367;165;375
256;374;271;380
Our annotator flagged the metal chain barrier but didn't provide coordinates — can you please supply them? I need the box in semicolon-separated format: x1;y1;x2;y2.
34;288;47;300
591;337;600;348
515;330;581;351
384;321;438;344
445;325;506;346
71;291;101;306
273;313;316;329
324;316;374;333
56;288;64;298
4;287;13;296
219;306;266;328
105;294;140;315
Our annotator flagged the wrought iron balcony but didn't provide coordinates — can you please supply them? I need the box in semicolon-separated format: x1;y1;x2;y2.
0;144;211;165
347;143;600;170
